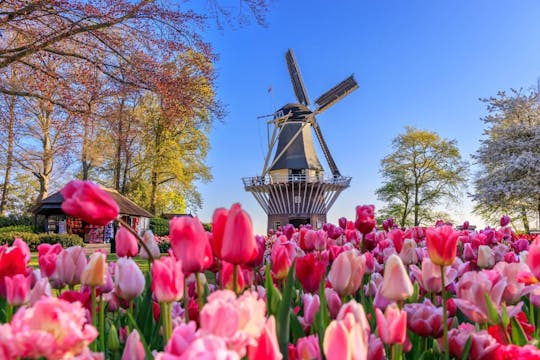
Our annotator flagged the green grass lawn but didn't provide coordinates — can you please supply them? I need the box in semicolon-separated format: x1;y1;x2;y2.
29;253;152;273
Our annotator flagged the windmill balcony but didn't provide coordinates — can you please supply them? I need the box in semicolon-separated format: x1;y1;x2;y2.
242;174;352;188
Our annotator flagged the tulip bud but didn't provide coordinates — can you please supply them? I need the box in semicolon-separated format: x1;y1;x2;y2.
477;245;495;269
108;323;120;351
81;252;107;287
380;254;413;301
116;227;139;258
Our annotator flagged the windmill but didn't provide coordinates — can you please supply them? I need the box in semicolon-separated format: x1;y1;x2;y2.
242;48;358;231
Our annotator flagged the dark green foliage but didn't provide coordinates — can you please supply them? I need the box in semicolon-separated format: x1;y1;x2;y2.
0;215;33;227
149;217;169;236
0;231;83;251
0;225;34;233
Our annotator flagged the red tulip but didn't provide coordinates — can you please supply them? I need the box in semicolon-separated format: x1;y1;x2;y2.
354;205;376;235
151;256;184;303
221;203;257;265
170;216;213;274
425;225;459;266
116;227;138;258
61;180;119;226
211;207;228;258
295;253;327;293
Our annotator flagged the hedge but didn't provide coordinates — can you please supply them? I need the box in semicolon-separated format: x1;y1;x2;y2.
0;232;83;251
0;225;34;233
0;215;33;227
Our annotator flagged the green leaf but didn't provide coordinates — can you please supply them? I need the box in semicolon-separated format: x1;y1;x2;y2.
289;312;305;343
265;263;282;316
126;310;154;359
276;263;296;360
484;293;499;324
501;303;510;328
510;316;528;346
461;336;472;360
313;279;330;359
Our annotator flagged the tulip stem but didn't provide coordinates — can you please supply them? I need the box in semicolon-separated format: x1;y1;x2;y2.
392;344;403;360
91;286;97;352
127;300;133;331
5;304;12;323
117;218;154;262
161;302;172;344
195;272;204;309
440;265;449;360
233;264;239;295
184;281;189;323
99;295;105;351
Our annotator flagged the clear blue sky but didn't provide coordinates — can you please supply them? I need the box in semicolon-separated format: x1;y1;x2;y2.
193;0;540;233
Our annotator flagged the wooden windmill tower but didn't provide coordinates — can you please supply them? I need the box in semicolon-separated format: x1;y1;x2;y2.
242;49;358;231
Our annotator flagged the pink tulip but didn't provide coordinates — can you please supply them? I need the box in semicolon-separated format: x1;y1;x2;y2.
248;316;282;360
81;252;107;287
323;312;368;360
477;245;495;269
221;203;258;265
404;299;446;337
447;323;498;360
375;303;407;345
337;300;371;342
380;254;413;301
55;246;87;287
175;335;240;360
367;334;386;360
5;274;31;306
151;255;184;303
298;294;320;329
500;215;511;227
139;229;160;259
220;261;245;292
399;238;418;265
12;238;31;264
115;257;145;300
325;288;342;319
121;330;145;360
426;225;459;266
528;243;540;280
28;277;52;305
295;253;327;293
162;321;197;357
328;250;365;297
355;205;376;235
410;257;458;293
211;207;229;258
271;237;297;280
170;216;213;274
0;324;15;359
493;261;530;304
10;297;97;359
116;227;139;258
37;243;63;278
495;345;540;359
296;335;321;360
61;180;119;226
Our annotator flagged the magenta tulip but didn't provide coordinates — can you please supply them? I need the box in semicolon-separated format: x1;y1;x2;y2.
151;256;184;303
295;253;327;293
61;180;119;226
211;207;229;258
355;205;376;235
37;243;63;278
221;203;258;265
169;216;213;274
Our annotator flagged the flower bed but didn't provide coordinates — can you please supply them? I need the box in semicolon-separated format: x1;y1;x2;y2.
0;180;539;359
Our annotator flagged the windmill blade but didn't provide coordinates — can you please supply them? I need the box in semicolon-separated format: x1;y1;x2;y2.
312;119;341;176
314;75;358;114
286;49;310;105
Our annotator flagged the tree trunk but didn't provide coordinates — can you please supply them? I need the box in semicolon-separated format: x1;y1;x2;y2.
150;168;158;215
81;109;90;180
0;96;16;214
414;183;420;226
113;100;125;191
521;207;530;234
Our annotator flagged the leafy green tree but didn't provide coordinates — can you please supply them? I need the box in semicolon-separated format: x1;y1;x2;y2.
376;127;468;226
473;89;540;233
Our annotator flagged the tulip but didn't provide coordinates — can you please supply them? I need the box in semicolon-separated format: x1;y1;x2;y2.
500;215;511;227
367;334;386;360
115;257;145;300
211;207;229;258
139;229;160;259
426;225;459;266
28;277;52;306
121;330;145;360
295;253;327;293
0;245;27;297
271;237;297;280
325;288;342;319
116;227;138;258
221;203;258;265
493;261;530;304
169;216;213;274
388;229;405;254
375;303;407;345
355;205;376;235
220;261;245;292
380;254;413;302
327;250;365;297
152;256;184;303
528;243;540;280
338;217;347;230
61;180;119;226
37;243;63;278
12;238;31;264
5;274;31;306
410;258;458;294
404;299;446;337
323;312;368;360
81;252;107;287
248;316;282;360
298;294;320;329
447;323;499;360
477;245;495;269
296;335;321;360
162;321;197;357
399;238;418;265
247;235;266;268
55;246;87;287
337;300;370;338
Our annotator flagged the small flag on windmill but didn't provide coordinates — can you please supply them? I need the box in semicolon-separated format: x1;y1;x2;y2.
268;85;272;93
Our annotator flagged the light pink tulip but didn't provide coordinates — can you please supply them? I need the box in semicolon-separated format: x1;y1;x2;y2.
151;255;184;303
380;254;413;301
477;245;495;269
375;303;407;345
0;324;15;359
162;321;197;357
116;227;139;258
139;229;161;259
56;246;87;287
28;277;52;306
296;335;321;360
323;312;368;360
528;243;540;279
121;330;145;360
115;257;145;300
298;294;320;329
5;274;30;306
399;238;418;265
12;237;31;264
327;250;365;297
493;261;530;304
37;243;63;278
178;335;240;360
248;316;282;360
325;288;342;319
410;257;458;293
10;297;97;359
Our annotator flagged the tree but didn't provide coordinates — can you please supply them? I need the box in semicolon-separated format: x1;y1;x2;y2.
376;127;468;227
473;89;540;233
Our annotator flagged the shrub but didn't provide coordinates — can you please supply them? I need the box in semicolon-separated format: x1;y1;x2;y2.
0;215;33;227
150;217;169;236
0;232;83;251
0;225;34;233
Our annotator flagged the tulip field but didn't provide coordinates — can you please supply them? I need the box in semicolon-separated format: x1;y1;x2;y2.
0;180;540;359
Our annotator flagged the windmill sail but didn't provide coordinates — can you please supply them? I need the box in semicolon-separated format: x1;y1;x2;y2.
315;75;358;114
286;49;310;105
312;121;340;176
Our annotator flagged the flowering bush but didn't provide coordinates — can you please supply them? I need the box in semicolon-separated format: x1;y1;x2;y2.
0;180;540;359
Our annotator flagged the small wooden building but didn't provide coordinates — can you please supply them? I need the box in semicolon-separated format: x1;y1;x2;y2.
32;187;153;243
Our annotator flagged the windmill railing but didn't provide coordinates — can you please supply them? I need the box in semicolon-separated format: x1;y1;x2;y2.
242;174;352;187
